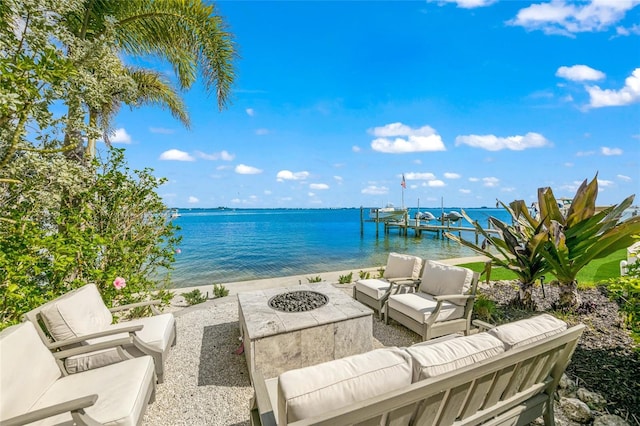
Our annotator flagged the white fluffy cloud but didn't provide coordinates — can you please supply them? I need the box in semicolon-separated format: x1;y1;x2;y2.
196;150;235;161
276;170;309;181
246;108;255;117
483;177;500;187
616;23;640;36
455;132;550;151
310;183;329;190
428;0;496;8
352;146;361;152
235;164;263;175
188;196;199;204
369;122;446;154
361;185;388;195
428;180;446;187
601;147;623;156
444;172;461;179
509;0;638;36
618;174;632;182
405;172;436;181
109;128;132;144
587;68;640;108
159;149;195;161
255;128;269;135
556;65;605;81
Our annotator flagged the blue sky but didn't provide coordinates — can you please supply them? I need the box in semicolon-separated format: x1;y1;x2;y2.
108;0;640;209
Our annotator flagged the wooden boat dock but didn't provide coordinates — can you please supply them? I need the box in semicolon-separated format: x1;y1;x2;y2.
359;207;501;244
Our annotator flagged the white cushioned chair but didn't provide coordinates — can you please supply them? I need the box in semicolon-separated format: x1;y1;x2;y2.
24;283;176;382
385;260;479;340
353;253;423;319
0;321;156;426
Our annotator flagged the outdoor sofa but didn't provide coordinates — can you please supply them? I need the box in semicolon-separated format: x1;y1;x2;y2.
385;260;480;341
250;313;585;426
23;283;176;382
0;320;156;426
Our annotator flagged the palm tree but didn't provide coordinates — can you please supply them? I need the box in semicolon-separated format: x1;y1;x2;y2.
62;0;237;158
446;201;551;309
536;176;640;308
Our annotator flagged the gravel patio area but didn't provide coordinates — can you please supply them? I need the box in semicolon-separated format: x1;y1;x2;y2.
142;283;420;426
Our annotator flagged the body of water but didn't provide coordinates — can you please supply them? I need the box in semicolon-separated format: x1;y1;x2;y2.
167;207;512;288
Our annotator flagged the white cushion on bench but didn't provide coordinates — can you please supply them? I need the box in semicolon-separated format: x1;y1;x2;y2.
418;260;474;303
277;347;413;424
405;333;505;381
384;253;423;279
387;292;465;324
488;314;567;350
40;284;112;341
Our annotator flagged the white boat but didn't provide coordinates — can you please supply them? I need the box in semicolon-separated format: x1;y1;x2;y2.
415;211;436;221
442;211;463;223
369;204;407;221
170;208;181;219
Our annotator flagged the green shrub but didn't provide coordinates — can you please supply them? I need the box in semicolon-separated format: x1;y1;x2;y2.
377;268;385;278
358;270;370;280
307;276;322;283
183;289;207;305
608;260;640;339
338;272;353;284
473;293;497;322
213;284;229;298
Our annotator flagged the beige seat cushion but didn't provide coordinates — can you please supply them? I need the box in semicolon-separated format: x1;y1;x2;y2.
39;284;112;341
387;292;465;324
84;313;176;353
488;314;567;350
355;278;392;300
405;333;505;381
277;347;413;424
0;322;61;422
31;356;156;426
418;260;473;302
384;253;423;279
65;347;129;374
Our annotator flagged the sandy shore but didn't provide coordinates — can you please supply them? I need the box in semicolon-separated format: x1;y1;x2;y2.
142;256;487;425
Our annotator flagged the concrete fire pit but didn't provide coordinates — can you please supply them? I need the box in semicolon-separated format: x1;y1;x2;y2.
237;283;373;381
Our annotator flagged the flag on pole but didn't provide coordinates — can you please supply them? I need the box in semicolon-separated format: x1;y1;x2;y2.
401;174;406;189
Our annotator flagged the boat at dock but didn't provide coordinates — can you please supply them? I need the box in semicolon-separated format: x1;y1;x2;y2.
369;204;407;221
170;208;181;219
415;211;436;221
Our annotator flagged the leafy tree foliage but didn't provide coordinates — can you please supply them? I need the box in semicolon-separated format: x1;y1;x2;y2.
0;149;179;328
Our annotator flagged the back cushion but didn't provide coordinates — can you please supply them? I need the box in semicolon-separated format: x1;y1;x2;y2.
488;314;567;350
419;260;473;297
40;284;113;341
405;333;505;381
0;322;60;421
277;347;413;424
384;253;423;280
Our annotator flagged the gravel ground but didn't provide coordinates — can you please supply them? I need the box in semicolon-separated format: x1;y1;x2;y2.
142;283;419;426
143;280;639;425
477;280;640;423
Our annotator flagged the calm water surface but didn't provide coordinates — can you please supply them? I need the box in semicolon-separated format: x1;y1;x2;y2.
167;208;511;288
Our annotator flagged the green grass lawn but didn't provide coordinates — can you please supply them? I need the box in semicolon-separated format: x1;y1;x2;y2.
459;248;626;288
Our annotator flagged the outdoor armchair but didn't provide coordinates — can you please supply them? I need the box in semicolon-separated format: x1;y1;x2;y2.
353;252;423;319
0;321;156;426
385;259;479;340
24;283;176;382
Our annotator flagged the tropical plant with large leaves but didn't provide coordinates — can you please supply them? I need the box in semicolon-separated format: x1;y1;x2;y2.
446;200;551;309
61;0;237;158
536;175;640;308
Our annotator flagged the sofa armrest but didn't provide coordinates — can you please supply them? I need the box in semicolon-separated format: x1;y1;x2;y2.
472;319;495;331
109;300;162;315
1;394;98;426
47;324;144;349
53;336;136;361
252;371;277;426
